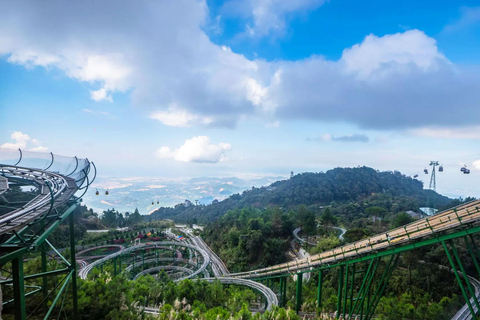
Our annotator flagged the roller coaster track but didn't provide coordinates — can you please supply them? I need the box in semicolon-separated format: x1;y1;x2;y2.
78;241;211;281
80;229;277;312
0;165;78;236
182;229;229;276
230;200;480;279
0;149;95;320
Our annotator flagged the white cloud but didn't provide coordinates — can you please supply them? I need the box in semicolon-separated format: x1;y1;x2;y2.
150;107;213;127
341;30;447;78
0;131;48;152
269;30;480;130
156;136;232;163
0;2;480;132
321;134;332;141
90;88;113;102
0;131;30;149
473;159;480;170
222;0;326;37
29;146;48;152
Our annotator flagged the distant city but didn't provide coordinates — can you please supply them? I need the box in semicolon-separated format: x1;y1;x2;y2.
83;175;286;215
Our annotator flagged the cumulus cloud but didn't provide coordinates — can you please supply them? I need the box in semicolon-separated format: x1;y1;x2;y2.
90;88;113;102
150;107;213;127
221;0;326;37
1;2;480;131
156;136;232;163
473;159;480;170
341;30;447;77
0;131;48;151
271;30;480;129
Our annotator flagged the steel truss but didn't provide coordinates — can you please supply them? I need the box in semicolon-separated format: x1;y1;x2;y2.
257;223;480;319
0;150;95;320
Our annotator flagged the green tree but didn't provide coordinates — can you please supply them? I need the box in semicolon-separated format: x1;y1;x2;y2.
391;212;414;228
319;208;337;233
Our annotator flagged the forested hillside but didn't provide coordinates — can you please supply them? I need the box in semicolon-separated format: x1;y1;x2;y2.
149;167;451;223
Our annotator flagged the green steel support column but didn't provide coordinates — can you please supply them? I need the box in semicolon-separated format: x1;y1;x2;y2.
337;265;344;319
317;270;323;309
349;259;377;319
343;264;349;317
362;259;380;319
12;257;26;320
365;255;395;317
365;254;399;320
295;273;303;314
282;276;287;308
449;240;480;313
464;236;480;278
100;264;103;273
366;280;371;320
442;241;476;318
469;235;480;261
69;211;78;319
41;232;48;310
43;273;72;320
350;264;356;310
360;261;369;320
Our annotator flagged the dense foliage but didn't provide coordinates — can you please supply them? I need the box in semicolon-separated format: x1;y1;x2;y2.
70;273;263;319
203;207;295;272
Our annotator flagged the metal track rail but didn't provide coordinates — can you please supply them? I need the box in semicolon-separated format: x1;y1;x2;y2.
0;165;78;235
78;242;211;280
230;200;480;278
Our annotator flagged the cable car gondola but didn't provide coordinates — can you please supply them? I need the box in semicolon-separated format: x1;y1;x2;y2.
424;168;428;174
95;189;99;196
157;200;159;204
439;165;443;172
461;165;467;172
105;189;109;195
465;169;471;174
151;201;154;205
413;174;418;179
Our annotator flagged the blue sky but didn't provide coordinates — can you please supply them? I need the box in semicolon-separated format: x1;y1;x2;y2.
1;0;480;199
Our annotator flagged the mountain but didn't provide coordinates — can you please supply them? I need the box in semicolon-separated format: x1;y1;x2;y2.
148;166;452;223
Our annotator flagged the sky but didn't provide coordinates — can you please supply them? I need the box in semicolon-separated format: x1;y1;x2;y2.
1;0;480;199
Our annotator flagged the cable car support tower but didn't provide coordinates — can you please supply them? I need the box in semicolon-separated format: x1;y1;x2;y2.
427;161;442;215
